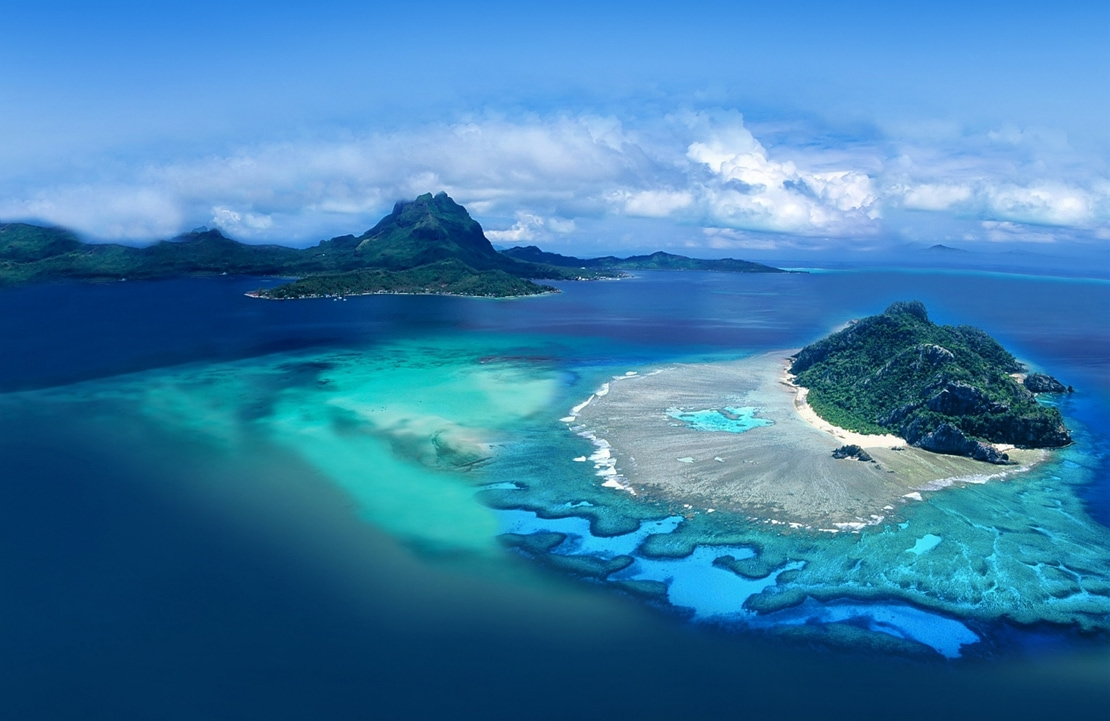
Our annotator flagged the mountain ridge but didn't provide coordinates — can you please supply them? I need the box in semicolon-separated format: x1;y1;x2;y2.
0;193;790;297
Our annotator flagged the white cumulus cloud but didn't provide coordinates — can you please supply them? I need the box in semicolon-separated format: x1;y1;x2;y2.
0;110;1105;252
0;186;184;241
885;122;1109;240
618;189;695;218
212;207;274;233
984;183;1099;227
901;183;974;211
684;117;880;235
485;212;546;243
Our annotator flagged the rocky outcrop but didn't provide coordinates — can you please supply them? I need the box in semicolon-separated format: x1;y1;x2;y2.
908;422;1010;465
870;344;954;384
832;444;873;462
994;413;1072;448
1024;373;1072;394
925;381;1008;416
880;379;1020;433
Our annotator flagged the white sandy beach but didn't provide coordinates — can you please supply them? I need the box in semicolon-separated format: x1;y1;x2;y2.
783;365;903;448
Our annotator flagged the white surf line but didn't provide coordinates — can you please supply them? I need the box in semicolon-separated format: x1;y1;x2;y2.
560;394;596;423
562;368;661;423
576;429;636;495
561;373;650;496
831;512;888;533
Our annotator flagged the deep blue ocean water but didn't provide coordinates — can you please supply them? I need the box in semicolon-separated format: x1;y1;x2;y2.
1;270;1107;720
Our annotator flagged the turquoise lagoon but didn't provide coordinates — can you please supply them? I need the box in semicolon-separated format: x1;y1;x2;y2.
1;270;1108;719
665;406;773;433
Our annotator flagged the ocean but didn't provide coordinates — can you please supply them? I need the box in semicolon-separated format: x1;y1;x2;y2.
1;270;1107;720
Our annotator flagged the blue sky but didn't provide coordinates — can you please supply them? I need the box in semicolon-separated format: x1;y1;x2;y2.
1;1;1106;256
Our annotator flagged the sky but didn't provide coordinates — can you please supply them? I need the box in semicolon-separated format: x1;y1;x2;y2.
1;0;1107;257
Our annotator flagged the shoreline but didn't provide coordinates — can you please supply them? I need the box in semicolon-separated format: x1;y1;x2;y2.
781;360;904;448
782;356;1046;471
568;351;1046;531
244;286;560;301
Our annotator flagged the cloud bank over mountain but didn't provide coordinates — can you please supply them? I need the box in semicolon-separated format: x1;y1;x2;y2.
2;110;1104;254
1;2;1105;256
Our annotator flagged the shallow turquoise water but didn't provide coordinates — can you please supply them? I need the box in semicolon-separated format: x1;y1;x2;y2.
2;271;1107;719
34;328;1105;659
39;336;569;554
666;406;773;433
489;372;1110;655
908;533;943;555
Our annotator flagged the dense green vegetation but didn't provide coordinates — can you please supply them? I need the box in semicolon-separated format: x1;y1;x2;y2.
1;225;317;285
0;223;84;262
0;193;609;297
352;193;530;273
502;245;790;273
257;260;552;299
0;192;786;299
792;301;1071;456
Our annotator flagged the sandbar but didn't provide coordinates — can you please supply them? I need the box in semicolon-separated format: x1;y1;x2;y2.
571;351;1042;531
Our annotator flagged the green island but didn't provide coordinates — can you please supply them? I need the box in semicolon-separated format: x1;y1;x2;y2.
567;303;1076;528
791;300;1072;462
0;192;790;299
253;259;551;299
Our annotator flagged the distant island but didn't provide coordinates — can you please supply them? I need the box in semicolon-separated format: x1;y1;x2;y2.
500;245;790;274
247;192;573;298
0;192;791;299
790;301;1072;462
